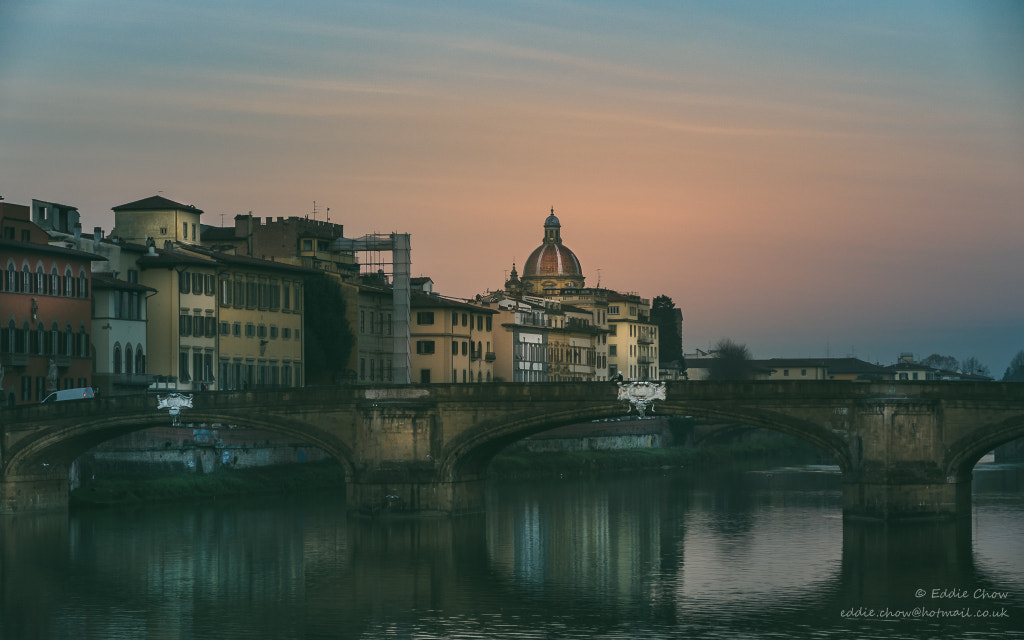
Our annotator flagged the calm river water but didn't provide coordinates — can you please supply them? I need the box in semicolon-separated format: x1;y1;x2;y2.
2;461;1022;640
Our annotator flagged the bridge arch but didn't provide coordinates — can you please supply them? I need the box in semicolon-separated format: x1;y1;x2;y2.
441;399;854;483
3;408;356;481
944;414;1024;479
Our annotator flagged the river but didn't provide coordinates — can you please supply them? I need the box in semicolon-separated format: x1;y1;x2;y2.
2;460;1022;639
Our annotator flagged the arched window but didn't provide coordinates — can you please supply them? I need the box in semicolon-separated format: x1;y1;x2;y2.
17;321;29;353
125;344;133;375
49;322;59;355
113;343;122;374
5;260;16;292
78;268;88;298
79;325;89;358
64;267;73;297
22;264;32;293
31;323;43;355
35;265;45;295
1;318;13;352
135;345;145;374
65;324;74;356
50;266;59;295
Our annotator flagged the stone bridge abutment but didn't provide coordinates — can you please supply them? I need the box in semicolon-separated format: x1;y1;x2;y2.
3;382;1023;520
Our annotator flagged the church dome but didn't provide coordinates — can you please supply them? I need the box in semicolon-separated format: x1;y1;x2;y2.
520;209;585;292
522;243;583;278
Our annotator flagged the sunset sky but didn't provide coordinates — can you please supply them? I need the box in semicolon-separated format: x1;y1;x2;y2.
2;1;1022;373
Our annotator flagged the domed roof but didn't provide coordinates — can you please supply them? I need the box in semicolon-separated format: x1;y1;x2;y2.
521;208;583;280
522;242;583;278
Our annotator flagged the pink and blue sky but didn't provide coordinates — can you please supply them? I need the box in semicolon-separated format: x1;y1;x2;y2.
2;1;1022;373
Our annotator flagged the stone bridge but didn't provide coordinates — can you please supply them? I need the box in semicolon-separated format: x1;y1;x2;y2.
2;381;1023;520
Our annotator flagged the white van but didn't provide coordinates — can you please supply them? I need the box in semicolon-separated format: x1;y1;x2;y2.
41;387;95;403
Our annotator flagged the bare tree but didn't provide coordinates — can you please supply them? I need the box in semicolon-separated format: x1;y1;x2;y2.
959;356;991;377
707;339;753;380
1003;350;1024;382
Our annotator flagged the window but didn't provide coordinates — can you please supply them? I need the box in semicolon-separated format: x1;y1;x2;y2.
486;316;492;331
283;282;291;310
462;313;468;326
194;351;204;382
179;311;191;336
608;305;619;315
192;272;203;294
609;345;617;356
452;340;458;355
270;325;278;339
182;222;188;238
78;269;88;297
462;341;468;356
64;267;74;296
233;322;241;337
205;316;216;338
180;270;191;294
245;323;255;338
179;350;191;382
233;277;244;308
205;274;215;296
416;340;435;355
784;369;790;377
417;312;434;325
127;269;139;283
282;327;291;339
420;369;431;384
113;344;122;374
135;346;145;373
257;324;268;339
125;345;133;375
220;321;231;336
220;277;232;306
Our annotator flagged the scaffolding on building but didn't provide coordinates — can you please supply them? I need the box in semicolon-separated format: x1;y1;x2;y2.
331;233;411;384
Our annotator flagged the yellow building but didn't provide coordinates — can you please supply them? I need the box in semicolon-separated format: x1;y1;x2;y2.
112;195;204;247
410;292;496;384
111;196;311;390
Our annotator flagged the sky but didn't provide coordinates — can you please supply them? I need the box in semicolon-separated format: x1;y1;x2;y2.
2;0;1022;375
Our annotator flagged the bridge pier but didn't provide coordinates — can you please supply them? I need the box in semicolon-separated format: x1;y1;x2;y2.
0;470;70;515
346;469;486;516
842;470;972;521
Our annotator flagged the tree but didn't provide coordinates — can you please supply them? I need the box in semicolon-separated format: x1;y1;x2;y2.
959;356;990;377
920;353;958;372
1002;350;1024;381
707;338;753;381
651;295;684;367
303;273;355;384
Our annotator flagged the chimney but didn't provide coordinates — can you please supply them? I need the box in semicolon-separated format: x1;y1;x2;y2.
73;222;82;241
94;226;103;242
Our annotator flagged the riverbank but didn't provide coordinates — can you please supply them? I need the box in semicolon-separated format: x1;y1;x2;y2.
488;438;827;479
70;460;347;508
70;439;828;509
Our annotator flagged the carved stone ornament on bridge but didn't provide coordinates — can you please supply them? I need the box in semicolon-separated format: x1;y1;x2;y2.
617;381;666;418
157;393;194;426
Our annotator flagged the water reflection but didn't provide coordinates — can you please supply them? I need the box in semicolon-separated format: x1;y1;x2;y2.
1;465;1022;640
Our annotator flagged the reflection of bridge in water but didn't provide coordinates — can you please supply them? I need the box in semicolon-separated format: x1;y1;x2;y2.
2;381;1023;519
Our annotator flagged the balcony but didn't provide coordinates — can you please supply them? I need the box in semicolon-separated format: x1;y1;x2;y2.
485;351;496;362
637;335;654;345
5;353;29;367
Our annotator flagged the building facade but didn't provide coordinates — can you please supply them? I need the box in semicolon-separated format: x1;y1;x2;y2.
1;202;100;405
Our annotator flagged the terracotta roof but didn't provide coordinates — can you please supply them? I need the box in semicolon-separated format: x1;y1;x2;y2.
91;274;156;292
0;238;107;261
112;195;203;214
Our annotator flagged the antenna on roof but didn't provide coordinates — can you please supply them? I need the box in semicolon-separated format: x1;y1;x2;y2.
327;207;330;223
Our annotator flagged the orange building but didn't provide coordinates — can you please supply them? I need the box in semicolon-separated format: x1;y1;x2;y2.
1;202;102;405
